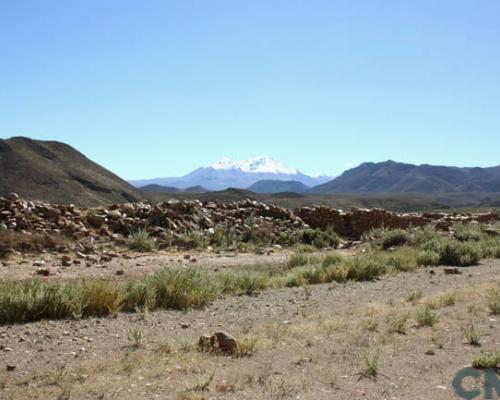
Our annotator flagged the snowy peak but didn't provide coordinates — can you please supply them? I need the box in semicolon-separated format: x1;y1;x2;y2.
210;156;298;175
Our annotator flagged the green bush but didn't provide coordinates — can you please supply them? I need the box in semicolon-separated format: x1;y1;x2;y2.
416;306;438;327
487;288;500;315
453;224;485;242
344;257;387;281
419;237;480;266
299;227;340;249
472;351;500;369
129;230;155;252
145;268;218;310
381;229;408;250
416;250;440;266
439;241;480;266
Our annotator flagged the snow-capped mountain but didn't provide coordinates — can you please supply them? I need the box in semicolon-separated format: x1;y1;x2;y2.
210;156;298;174
130;156;332;191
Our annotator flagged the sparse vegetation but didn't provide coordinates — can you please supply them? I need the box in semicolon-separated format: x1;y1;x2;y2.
235;334;258;357
127;324;145;349
380;229;408;250
0;231;69;257
464;324;481;346
294;227;340;249
0;247;414;324
386;313;408;334
487;288;500;314
359;349;381;378
471;351;500;369
416;306;438;327
453;223;485;242
406;290;422;303
129;229;156;252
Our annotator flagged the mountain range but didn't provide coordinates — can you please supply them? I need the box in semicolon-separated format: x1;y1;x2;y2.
311;160;500;194
129;156;332;191
1;137;500;208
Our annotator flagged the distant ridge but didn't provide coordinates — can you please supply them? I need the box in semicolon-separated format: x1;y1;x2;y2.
311;160;500;194
247;179;310;194
0;137;140;206
140;184;209;193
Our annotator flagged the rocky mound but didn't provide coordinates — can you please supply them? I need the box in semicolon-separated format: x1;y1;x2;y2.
1;194;498;249
0;137;140;206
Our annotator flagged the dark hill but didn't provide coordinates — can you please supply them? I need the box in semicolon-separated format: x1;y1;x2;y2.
247;179;310;193
311;160;500;194
140;184;180;192
0;137;140;206
139;184;208;193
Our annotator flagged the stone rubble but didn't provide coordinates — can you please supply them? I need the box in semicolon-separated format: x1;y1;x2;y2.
0;193;498;247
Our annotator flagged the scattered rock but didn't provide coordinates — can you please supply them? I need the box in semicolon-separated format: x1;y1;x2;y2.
444;267;462;275
199;331;238;354
36;268;51;276
61;255;72;267
33;260;46;267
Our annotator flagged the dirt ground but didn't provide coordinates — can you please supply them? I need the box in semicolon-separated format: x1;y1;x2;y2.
0;249;293;281
0;253;499;400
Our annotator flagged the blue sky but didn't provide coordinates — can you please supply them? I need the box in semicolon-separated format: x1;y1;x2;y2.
1;0;499;179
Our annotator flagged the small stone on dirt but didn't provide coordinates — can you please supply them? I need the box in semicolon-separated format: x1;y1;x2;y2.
444;267;462;275
36;268;50;276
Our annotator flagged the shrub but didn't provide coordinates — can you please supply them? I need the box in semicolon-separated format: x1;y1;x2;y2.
174;231;207;250
378;247;417;272
79;280;123;317
386;313;408;334
420;237;480;266
465;324;481;346
381;229;408;250
344;257;387;281
416;306;438;327
0;231;69;256
487;288;500;315
147;268;218;310
321;253;343;268
472;351;500;369
299;228;340;249
453;224;485;242
287;253;312;269
413;228;442;246
416;250;440;266
229;272;269;295
406;290;423;303
129;230;155;252
235;334;258;357
209;226;241;249
359;349;380;378
439;241;480;266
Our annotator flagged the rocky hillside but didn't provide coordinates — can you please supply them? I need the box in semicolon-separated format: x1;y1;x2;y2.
0;137;140;206
312;160;500;194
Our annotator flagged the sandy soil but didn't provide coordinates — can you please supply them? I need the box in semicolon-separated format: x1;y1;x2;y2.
0;254;499;399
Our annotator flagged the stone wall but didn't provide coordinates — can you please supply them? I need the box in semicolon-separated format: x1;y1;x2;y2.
1;193;498;241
